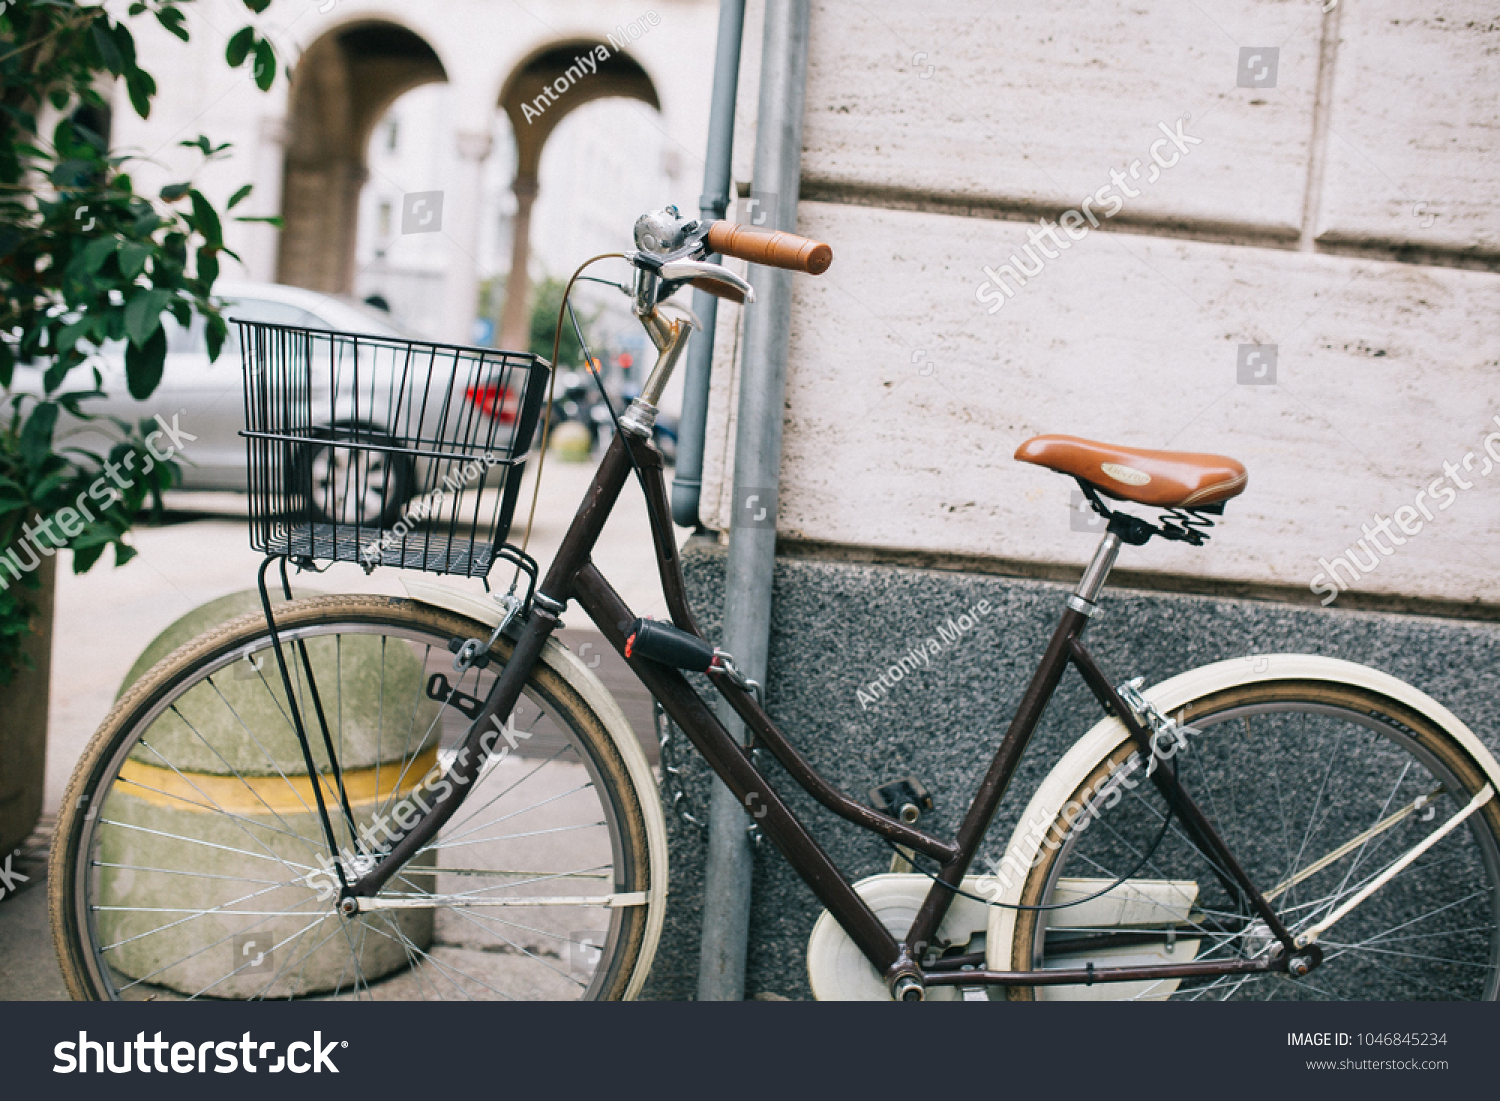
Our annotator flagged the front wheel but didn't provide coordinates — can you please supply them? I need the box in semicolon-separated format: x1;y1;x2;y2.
50;595;655;1000
1005;679;1500;1000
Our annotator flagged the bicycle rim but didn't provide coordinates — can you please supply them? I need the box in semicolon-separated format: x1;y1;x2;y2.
52;597;649;1001
1008;681;1500;1000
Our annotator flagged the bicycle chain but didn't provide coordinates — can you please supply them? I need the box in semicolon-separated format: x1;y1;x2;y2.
653;700;763;845
655;701;708;833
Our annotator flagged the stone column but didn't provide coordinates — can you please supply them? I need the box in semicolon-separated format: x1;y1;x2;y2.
440;129;493;344
243;115;286;285
498;172;538;353
338;159;369;295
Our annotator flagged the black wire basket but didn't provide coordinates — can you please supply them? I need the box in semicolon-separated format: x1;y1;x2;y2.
238;320;550;578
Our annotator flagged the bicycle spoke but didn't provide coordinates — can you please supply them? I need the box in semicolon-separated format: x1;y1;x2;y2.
1020;692;1500;1000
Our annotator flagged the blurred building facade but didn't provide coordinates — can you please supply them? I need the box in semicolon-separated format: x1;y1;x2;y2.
113;0;717;348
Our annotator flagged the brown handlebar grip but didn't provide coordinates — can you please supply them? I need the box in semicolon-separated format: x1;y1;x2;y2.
704;222;833;275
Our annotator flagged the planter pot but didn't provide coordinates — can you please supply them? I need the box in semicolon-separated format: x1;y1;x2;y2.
0;550;56;858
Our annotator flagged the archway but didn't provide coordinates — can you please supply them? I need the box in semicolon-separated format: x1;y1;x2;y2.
496;41;660;349
277;21;447;295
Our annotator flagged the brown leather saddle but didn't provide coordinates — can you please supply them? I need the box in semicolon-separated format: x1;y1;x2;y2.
1015;434;1247;510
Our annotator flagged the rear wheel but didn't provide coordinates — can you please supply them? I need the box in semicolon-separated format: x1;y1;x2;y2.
1007;681;1500;1000
50;595;653;1000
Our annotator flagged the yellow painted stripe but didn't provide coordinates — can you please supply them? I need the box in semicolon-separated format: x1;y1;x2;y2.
116;746;441;816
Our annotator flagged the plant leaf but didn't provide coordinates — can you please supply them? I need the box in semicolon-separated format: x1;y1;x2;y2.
124;68;156;119
118;241;152;280
20;403;59;469
90;21;124;75
252;39;276;91
72;541;107;573
124;289;172;346
197;246;220;288
77;235;121;275
225;26;254;68
57;316;93;356
205;313;227;362
43;358;74;394
155;7;190;42
125;326;168;400
226;183;252;210
189;189;222;248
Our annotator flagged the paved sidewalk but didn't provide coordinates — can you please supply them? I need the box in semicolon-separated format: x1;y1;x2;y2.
0;452;689;1000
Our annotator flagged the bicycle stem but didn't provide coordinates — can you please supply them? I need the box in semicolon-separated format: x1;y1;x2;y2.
618;309;692;440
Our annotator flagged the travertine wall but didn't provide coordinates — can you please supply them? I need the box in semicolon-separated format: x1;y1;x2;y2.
701;0;1500;608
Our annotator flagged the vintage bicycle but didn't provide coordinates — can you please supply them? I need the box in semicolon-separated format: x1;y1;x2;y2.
50;207;1500;1000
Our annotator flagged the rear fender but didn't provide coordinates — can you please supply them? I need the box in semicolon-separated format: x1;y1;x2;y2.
985;653;1500;972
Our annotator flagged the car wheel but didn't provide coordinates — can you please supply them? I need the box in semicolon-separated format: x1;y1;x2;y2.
296;426;414;529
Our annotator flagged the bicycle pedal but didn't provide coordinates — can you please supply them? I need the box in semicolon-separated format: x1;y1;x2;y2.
870;777;934;825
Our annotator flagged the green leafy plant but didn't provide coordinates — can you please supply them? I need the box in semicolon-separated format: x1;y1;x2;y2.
0;0;280;681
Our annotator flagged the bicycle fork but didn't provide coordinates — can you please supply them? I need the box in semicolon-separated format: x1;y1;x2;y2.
332;432;642;905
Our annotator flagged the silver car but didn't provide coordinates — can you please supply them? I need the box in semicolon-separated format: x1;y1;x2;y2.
12;282;404;486
9;283;538;532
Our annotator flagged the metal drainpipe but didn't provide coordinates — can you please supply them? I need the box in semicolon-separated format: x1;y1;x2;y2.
696;0;811;1002
671;0;746;529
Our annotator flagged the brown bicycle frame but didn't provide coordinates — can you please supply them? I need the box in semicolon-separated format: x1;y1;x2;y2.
348;428;1297;991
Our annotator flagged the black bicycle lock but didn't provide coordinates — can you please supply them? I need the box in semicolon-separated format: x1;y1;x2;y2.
625;618;716;672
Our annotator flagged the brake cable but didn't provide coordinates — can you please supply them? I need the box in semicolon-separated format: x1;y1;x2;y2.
512;252;624;578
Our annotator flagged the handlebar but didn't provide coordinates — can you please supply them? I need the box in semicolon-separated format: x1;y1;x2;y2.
618;207;830;427
703;221;833;275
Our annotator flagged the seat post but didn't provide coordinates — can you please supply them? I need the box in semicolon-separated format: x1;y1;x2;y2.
1069;530;1123;615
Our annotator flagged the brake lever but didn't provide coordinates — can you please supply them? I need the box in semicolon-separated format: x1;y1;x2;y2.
655;258;755;304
